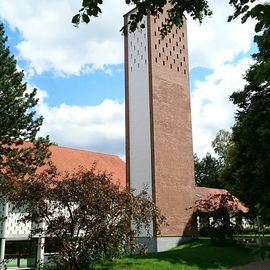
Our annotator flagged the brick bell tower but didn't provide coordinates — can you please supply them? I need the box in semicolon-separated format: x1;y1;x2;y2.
124;8;195;252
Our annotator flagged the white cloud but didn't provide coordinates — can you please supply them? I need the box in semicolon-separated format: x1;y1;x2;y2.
188;0;255;69
191;57;253;157
1;0;257;158
36;90;125;158
0;0;130;76
0;0;256;75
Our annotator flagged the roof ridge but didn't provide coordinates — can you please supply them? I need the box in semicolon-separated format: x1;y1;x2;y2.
50;144;121;160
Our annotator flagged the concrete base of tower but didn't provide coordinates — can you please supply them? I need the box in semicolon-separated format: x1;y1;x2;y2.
136;236;193;253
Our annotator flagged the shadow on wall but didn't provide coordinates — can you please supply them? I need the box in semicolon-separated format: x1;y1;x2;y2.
182;212;198;240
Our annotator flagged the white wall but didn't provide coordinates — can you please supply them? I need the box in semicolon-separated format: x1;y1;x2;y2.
128;14;152;199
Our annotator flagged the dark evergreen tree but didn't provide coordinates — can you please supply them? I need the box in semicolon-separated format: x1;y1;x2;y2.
222;3;270;220
0;23;50;198
194;153;223;188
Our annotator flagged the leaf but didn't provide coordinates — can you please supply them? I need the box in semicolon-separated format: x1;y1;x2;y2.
72;14;80;24
228;15;234;22
82;14;90;24
255;21;264;33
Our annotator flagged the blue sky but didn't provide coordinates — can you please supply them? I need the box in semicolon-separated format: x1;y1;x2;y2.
0;0;256;159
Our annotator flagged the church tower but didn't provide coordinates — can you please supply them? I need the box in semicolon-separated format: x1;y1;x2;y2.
124;9;195;252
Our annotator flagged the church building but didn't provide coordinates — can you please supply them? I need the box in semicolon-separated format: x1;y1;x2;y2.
124;8;196;252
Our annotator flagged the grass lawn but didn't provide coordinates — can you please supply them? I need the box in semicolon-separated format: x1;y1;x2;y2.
96;240;265;270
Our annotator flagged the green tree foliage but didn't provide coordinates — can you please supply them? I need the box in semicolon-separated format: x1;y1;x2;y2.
194;153;223;188
0;23;50;200
72;0;212;36
14;165;165;270
194;129;232;189
72;0;269;38
212;129;232;164
222;3;270;220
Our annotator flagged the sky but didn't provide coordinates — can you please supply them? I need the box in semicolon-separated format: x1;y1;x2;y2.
0;0;256;159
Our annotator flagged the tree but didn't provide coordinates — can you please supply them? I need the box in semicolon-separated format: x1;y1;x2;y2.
212;129;232;164
72;0;269;38
196;192;245;243
194;129;233;189
0;23;50;201
221;3;270;220
15;165;165;270
194;153;223;188
72;0;212;36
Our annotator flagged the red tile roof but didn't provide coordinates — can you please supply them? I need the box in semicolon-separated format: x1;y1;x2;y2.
195;186;248;214
47;145;126;188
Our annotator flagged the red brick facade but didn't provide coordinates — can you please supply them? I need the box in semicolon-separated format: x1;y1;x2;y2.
125;10;195;240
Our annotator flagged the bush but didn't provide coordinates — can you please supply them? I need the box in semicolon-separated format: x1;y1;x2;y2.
243;226;270;235
15;166;166;270
198;225;210;237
